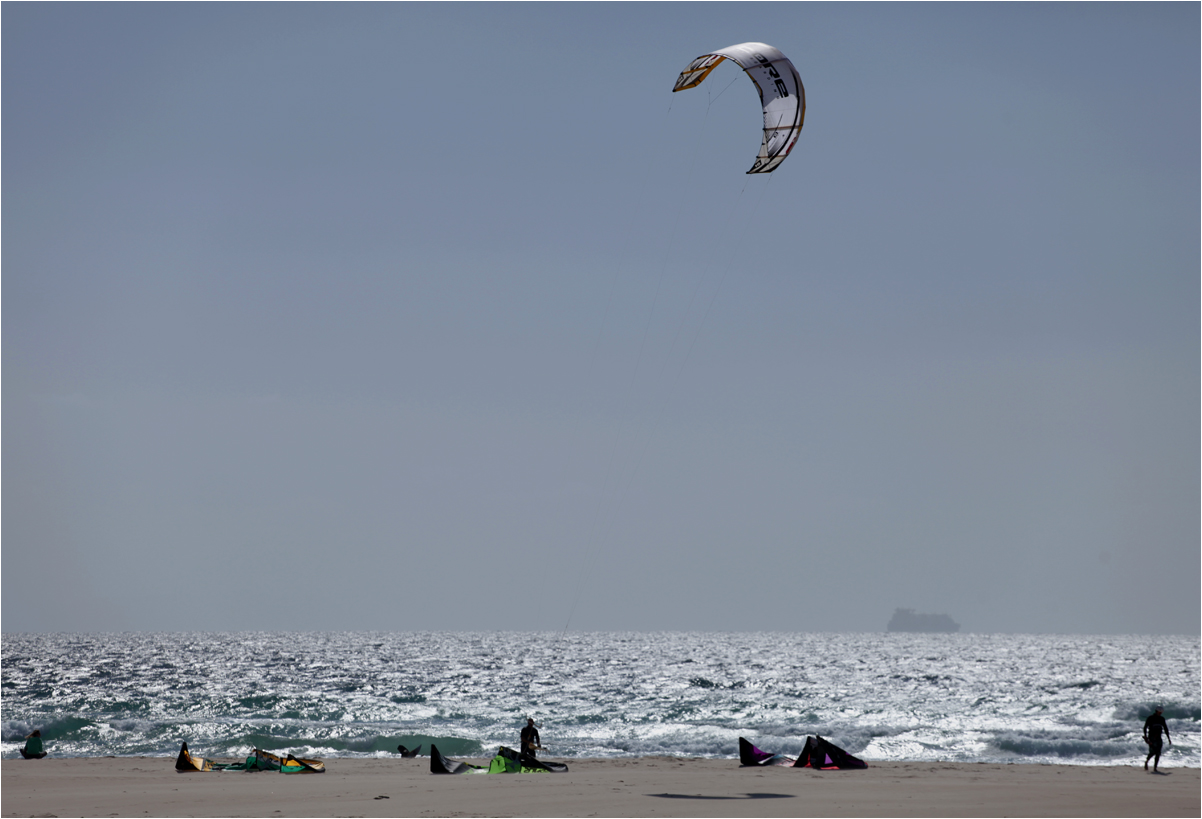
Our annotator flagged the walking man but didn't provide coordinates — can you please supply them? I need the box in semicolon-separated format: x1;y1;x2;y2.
1143;707;1171;772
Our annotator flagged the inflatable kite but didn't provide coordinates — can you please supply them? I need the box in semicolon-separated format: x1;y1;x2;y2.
673;42;805;174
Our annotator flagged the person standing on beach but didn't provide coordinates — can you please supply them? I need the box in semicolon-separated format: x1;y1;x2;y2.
520;718;541;759
1143;707;1171;772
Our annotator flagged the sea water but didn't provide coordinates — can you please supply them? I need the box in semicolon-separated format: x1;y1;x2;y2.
2;631;1197;766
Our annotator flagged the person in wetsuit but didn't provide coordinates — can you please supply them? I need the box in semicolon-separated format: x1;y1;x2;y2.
1143;707;1171;772
520;718;541;759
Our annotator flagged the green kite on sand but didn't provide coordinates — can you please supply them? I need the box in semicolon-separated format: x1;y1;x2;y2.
430;744;568;774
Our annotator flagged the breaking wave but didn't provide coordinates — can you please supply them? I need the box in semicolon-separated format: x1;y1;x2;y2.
2;631;1198;766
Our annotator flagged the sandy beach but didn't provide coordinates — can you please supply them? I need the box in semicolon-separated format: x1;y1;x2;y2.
2;756;1197;818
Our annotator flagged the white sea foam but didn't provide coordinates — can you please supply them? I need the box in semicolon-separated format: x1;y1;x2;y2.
1;631;1197;766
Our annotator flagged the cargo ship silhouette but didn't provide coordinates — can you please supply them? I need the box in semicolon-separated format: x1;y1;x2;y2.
887;607;960;633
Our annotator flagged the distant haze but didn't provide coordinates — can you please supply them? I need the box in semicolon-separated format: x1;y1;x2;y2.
4;4;1198;634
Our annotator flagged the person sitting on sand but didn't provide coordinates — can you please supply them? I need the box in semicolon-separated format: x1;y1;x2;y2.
1143;707;1171;772
21;730;48;759
520;718;541;759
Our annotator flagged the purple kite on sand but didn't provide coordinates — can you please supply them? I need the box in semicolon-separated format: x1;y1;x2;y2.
738;736;868;769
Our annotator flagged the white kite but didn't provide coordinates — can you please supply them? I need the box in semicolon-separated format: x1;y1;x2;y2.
673;42;805;173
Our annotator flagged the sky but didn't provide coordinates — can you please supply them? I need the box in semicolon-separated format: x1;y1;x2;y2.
3;3;1198;635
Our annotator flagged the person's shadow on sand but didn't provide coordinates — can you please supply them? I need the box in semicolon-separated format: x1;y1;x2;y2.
649;793;795;800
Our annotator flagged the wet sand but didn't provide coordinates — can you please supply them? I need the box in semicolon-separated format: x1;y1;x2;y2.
3;755;1198;817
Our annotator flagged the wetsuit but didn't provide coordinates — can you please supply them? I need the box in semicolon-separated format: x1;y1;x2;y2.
1144;712;1168;749
521;725;540;759
1143;711;1170;770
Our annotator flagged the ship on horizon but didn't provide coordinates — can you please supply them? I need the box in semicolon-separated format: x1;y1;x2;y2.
887;607;961;633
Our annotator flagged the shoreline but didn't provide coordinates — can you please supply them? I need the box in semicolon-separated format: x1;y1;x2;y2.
3;756;1199;817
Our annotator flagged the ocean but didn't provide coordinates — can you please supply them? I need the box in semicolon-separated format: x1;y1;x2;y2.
2;631;1197;767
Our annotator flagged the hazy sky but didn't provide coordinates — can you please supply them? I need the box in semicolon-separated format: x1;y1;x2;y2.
4;3;1198;635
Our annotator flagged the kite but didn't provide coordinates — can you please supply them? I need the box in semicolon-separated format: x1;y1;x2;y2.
673;42;805;173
